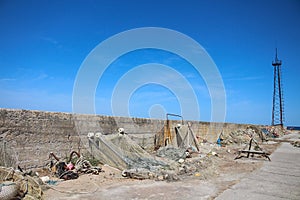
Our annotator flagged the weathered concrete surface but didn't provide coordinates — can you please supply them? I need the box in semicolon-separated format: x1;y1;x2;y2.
99;180;216;200
216;141;300;200
44;178;218;200
43;134;297;200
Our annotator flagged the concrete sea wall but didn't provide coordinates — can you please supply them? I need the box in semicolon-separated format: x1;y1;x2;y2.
0;108;251;168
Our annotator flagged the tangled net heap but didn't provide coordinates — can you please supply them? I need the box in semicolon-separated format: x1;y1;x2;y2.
0;167;43;200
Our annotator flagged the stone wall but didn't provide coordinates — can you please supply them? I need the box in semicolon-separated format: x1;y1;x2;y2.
0;108;251;168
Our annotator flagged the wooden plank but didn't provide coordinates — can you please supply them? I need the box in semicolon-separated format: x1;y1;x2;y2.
239;150;270;155
188;122;200;152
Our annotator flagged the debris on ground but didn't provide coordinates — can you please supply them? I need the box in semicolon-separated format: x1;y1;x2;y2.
219;126;266;146
235;138;271;161
156;146;186;161
0;150;106;199
291;140;300;148
0;166;43;200
47;151;103;181
262;125;289;138
107;132;208;181
85;125;277;181
1;123;287;199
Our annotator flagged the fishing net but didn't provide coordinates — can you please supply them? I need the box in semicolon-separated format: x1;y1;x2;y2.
0;167;43;200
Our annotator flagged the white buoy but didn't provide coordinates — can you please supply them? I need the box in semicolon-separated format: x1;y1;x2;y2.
95;132;102;138
87;132;94;138
118;128;125;134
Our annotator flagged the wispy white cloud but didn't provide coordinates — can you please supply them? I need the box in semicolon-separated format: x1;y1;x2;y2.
40;36;59;45
14;67;51;82
0;88;72;112
163;56;183;65
39;36;63;49
185;43;207;55
130;90;177;102
34;72;49;81
0;78;16;81
225;75;264;81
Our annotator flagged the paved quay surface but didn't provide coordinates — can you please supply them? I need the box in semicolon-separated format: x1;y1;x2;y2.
216;141;300;200
44;133;300;200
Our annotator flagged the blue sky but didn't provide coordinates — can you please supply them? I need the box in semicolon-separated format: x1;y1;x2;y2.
0;0;299;126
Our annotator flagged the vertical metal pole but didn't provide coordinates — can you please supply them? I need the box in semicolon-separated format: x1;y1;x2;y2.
278;66;283;127
247;138;253;158
3;141;6;167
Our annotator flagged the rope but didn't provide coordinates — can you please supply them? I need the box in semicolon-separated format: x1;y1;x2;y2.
3;167;15;181
1;167;42;199
0;182;16;187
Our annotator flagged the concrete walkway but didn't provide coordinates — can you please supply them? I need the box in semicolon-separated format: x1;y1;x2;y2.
216;142;300;200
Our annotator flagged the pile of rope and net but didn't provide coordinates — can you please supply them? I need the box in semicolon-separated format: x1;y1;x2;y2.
0;167;43;200
47;151;103;180
74;156;102;175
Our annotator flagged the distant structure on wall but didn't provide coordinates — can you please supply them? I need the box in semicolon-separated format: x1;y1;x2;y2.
287;126;300;131
271;48;285;127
